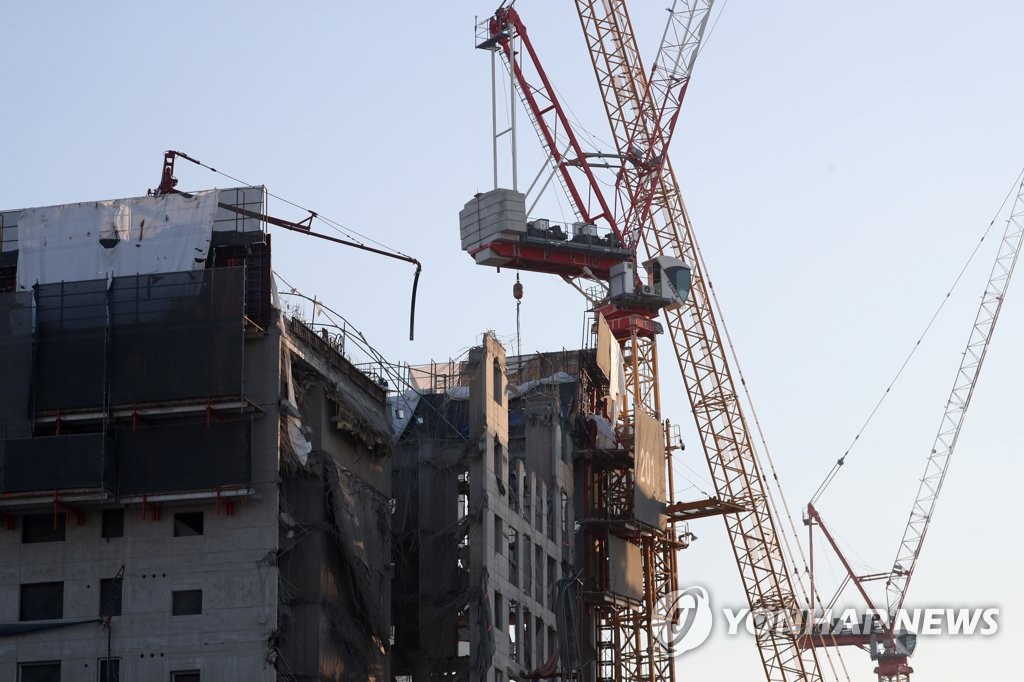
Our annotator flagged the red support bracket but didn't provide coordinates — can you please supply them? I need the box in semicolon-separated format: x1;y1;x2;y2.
155;150;180;195
53;491;86;527
205;397;228;426
215;488;236;516
1;512;16;531
141;495;161;521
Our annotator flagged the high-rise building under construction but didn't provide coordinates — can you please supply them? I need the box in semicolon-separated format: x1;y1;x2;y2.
0;188;395;681
0;185;686;682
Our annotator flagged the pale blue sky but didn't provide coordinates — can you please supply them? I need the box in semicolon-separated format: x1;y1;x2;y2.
3;2;1022;679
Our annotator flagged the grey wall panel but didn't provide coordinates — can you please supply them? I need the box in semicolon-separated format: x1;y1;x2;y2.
633;409;666;529
608;535;644;601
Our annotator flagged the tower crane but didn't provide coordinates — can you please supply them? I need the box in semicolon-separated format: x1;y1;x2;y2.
463;2;825;680
571;2;831;680
467;2;707;680
802;171;1024;682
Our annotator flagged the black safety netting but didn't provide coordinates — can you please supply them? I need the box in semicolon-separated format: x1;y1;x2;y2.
0;433;113;493
109;267;245;405
0;291;33;436
117;417;251;495
33;279;108;411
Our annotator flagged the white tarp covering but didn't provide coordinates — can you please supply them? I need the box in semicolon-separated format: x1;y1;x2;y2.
608;334;626;424
15;190;219;290
389;390;422;436
589;413;618;449
282;348;312;465
595;312;626;423
596;312;612;379
508;371;575;398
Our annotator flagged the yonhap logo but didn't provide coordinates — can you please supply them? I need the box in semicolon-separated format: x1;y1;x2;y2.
655;586;714;655
651;584;997;660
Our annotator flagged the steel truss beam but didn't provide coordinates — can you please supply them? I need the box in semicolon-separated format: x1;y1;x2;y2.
575;2;822;680
886;175;1024;620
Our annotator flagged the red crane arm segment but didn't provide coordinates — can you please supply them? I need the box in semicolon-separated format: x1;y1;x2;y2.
489;8;621;240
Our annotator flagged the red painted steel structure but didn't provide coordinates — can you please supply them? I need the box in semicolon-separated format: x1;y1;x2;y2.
571;2;829;681
471;240;632;281
484;7;620;240
804;504;914;680
476;4;718;681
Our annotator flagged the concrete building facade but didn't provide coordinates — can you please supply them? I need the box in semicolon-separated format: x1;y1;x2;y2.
0;189;393;681
0;186;667;682
392;337;596;681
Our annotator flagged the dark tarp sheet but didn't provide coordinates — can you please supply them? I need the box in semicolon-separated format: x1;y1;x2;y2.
471;569;496;680
325;460;391;672
555;575;581;673
33;279;107;410
0;433;113;493
117;418;251;495
109;267;245;405
0;291;33;436
0;618;101;638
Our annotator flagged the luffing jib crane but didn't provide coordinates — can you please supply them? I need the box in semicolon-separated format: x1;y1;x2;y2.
802;172;1024;682
572;2;830;680
465;4;704;680
461;2;825;681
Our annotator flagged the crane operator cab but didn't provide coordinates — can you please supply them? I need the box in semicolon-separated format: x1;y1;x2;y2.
870;630;918;660
644;256;692;310
608;257;692;311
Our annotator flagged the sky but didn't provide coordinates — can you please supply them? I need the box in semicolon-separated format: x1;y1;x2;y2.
2;1;1023;680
